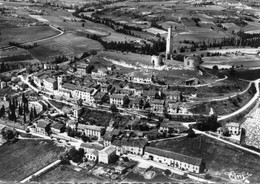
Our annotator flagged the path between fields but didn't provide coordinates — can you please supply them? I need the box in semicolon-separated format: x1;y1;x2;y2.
218;79;260;120
20;159;61;183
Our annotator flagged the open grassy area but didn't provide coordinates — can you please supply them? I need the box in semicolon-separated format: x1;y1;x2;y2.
0;26;60;47
34;164;103;183
149;135;260;183
195;79;249;99
0;140;64;182
94;51;152;66
235;69;260;80
189;83;256;115
125;167;188;183
28;33;103;61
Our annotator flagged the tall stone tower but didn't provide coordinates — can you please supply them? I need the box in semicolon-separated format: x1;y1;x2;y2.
166;26;173;59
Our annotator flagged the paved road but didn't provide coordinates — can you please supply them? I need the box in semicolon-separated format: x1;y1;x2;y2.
20;160;61;183
192;79;252;103
218;79;260;121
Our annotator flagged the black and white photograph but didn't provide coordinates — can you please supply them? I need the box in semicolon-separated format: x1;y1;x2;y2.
0;0;260;183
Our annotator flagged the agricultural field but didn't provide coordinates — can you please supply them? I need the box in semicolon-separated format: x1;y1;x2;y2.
58;0;98;5
0;140;64;182
34;164;104;183
189;83;256;115
125;167;187;183
235;69;260;80
144;27;167;35
243;21;260;34
202;54;260;69
0;26;60;47
149;135;260;183
28;33;103;62
94;51;152;67
195;79;249;99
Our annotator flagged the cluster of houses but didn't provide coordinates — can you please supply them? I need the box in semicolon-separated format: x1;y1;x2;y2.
29;115;203;173
32;66;190;115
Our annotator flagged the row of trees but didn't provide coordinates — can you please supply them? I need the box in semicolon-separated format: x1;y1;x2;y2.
73;6;167;55
86;33;166;55
7;94;38;124
179;31;260;54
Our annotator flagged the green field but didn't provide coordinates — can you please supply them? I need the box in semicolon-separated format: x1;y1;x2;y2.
0;26;60;47
190;83;256;115
28;33;103;61
35;164;104;183
235;69;260;80
0;140;64;182
149;135;260;183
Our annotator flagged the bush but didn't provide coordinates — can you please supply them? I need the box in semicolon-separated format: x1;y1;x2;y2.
205;173;212;179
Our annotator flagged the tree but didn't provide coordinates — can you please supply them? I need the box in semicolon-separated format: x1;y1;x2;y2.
1;128;18;142
0;105;5;117
143;101;150;109
33;106;37;118
122;96;130;108
212;65;219;71
30;107;34;121
222;127;230;136
164;169;171;176
77;98;83;106
67;147;84;163
139;99;144;109
110;104;118;112
187;127;196;138
23;112;26;124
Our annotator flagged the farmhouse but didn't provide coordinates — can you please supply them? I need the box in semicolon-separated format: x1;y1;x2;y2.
33;72;47;87
32;119;51;136
150;99;165;113
110;94;128;107
91;68;107;77
100;84;112;93
143;90;159;100
165;100;178;114
93;92;108;104
164;91;181;101
98;145;116;164
159;119;187;134
221;122;241;135
74;86;94;102
144;146;205;173
43;78;58;92
86;150;99;162
128;97;143;109
129;72;153;84
50;122;65;134
72;106;83;119
76;63;88;75
77;124;104;139
80;142;103;162
112;138;148;156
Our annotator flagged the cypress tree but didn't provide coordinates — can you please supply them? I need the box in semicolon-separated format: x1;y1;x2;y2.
33;107;37;118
